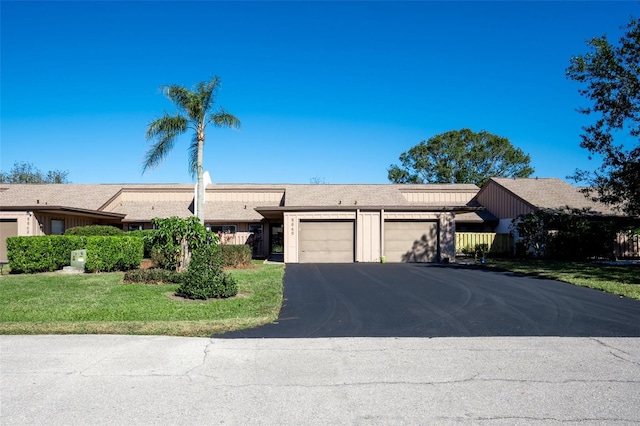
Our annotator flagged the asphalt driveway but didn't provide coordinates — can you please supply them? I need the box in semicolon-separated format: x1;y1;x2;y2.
220;263;640;338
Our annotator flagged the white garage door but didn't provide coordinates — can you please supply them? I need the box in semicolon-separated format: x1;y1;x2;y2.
299;221;354;263
0;219;18;263
384;221;439;263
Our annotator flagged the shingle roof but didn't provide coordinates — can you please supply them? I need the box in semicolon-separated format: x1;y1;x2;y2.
205;202;265;222
111;201;194;222
284;185;410;207
0;182;482;221
490;178;619;214
0;184;123;210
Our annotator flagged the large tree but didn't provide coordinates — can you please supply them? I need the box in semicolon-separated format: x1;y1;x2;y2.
0;161;70;183
143;76;240;224
387;129;534;186
566;16;640;216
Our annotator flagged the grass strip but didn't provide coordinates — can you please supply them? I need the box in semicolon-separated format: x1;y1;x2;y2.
484;259;640;300
0;263;284;337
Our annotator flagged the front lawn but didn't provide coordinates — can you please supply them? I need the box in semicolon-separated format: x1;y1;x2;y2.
0;263;284;336
484;259;640;301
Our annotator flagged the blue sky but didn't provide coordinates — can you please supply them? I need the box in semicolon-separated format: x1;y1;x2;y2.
1;1;638;185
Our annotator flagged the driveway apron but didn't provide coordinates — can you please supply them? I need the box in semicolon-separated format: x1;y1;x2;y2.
219;263;640;338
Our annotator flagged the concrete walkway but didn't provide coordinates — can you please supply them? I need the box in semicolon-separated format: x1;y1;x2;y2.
2;335;640;424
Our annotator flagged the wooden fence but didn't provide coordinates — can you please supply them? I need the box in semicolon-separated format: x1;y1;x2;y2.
615;233;640;259
455;233;513;255
218;232;252;246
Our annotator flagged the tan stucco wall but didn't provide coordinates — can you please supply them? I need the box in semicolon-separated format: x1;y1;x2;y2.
0;211;36;237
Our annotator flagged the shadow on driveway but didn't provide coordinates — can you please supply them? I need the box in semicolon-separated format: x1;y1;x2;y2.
217;263;640;338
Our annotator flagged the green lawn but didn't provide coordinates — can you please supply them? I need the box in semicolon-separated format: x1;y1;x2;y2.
484;259;640;301
0;263;284;337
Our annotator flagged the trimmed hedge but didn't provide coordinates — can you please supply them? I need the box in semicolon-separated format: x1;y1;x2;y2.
219;244;252;267
65;225;124;236
126;229;157;258
6;235;143;274
85;236;143;272
6;236;84;273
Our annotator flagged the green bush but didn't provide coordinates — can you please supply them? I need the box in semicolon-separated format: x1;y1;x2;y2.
176;243;237;300
512;208;620;260
220;244;252;267
148;217;213;272
85;236;143;273
127;229;157;258
6;236;85;273
6;235;143;274
65;225;124;236
123;268;182;284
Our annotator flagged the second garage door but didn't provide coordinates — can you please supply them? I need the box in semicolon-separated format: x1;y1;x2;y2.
299;221;354;263
384;221;439;263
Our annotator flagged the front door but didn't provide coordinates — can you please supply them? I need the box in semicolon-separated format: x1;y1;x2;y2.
270;224;284;254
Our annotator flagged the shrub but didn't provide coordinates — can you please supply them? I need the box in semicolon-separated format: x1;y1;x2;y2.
148;217;215;272
7;235;143;274
219;244;252;267
85;236;144;272
512;207;620;260
176;243;237;300
65;225;124;236
123;268;182;284
127;229;157;258
6;236;85;273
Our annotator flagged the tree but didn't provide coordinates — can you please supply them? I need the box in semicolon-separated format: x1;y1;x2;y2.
387;129;534;186
148;216;212;272
143;76;240;224
0;161;70;183
566;16;640;215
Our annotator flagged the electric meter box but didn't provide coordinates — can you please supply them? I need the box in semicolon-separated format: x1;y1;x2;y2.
70;250;86;270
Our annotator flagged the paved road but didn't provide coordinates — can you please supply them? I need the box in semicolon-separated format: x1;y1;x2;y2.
2;335;640;425
220;263;640;338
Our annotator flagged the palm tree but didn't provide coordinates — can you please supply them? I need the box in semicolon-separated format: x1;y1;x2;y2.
143;76;240;224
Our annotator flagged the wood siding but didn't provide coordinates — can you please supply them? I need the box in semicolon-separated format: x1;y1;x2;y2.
401;191;477;204
476;182;534;219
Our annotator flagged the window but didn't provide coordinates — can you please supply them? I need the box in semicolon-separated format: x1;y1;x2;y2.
51;219;65;235
207;225;237;234
128;224;143;231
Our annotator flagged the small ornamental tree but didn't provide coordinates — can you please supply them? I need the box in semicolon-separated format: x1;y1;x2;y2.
149;216;215;272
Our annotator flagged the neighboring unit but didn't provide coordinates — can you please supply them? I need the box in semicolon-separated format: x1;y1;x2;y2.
0;183;481;264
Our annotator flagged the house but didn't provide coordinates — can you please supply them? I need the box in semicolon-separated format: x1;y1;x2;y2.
0;183;483;264
473;177;622;233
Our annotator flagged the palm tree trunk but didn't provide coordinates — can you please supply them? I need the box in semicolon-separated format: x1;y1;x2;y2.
196;128;205;225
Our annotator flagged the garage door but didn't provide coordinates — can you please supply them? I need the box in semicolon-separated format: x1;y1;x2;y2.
0;219;18;262
384;221;438;263
299;221;354;263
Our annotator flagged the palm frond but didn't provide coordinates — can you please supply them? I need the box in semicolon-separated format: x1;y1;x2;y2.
142;114;188;173
199;76;221;115
161;86;192;112
208;109;241;129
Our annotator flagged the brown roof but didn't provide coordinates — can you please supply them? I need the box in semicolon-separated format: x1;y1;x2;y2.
489;178;619;215
112;201;193;222
284;185;410;207
0;182;482;222
0;184;123;210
